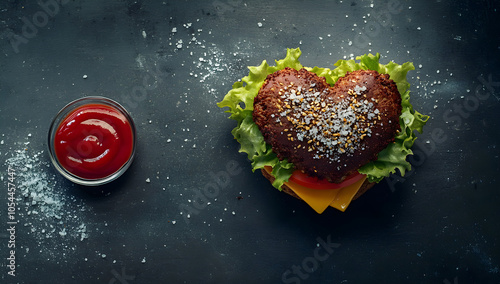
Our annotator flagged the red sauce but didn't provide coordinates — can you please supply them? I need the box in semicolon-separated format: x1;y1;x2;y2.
54;103;134;180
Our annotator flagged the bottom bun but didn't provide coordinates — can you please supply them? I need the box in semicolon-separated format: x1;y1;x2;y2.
260;169;375;201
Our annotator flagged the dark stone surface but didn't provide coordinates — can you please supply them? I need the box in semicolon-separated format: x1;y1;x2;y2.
0;0;499;283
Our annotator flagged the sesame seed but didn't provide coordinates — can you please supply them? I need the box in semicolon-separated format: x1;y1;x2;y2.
271;78;381;162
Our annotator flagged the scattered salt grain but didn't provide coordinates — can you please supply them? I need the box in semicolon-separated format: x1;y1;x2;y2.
4;143;91;260
176;39;183;49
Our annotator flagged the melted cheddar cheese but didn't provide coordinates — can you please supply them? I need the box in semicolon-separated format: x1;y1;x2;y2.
263;167;366;213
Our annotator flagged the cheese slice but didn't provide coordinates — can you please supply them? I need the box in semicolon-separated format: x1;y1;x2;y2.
263;167;366;213
329;175;367;212
283;179;341;214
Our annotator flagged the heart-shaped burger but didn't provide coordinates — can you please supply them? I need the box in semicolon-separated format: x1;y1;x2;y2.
253;67;402;183
217;48;429;213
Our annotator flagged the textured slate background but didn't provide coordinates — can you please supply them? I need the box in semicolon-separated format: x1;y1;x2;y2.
0;0;499;283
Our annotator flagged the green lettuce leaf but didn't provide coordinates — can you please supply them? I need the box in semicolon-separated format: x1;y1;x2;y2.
217;48;429;189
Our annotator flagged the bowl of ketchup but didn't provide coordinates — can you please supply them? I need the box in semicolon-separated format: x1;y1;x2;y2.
48;96;136;186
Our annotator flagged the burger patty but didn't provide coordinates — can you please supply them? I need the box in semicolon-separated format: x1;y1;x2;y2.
253;68;402;183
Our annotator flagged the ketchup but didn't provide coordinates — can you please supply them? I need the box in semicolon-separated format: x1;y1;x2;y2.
54;103;134;180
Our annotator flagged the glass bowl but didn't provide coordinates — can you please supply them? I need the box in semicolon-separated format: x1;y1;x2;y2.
48;96;136;186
